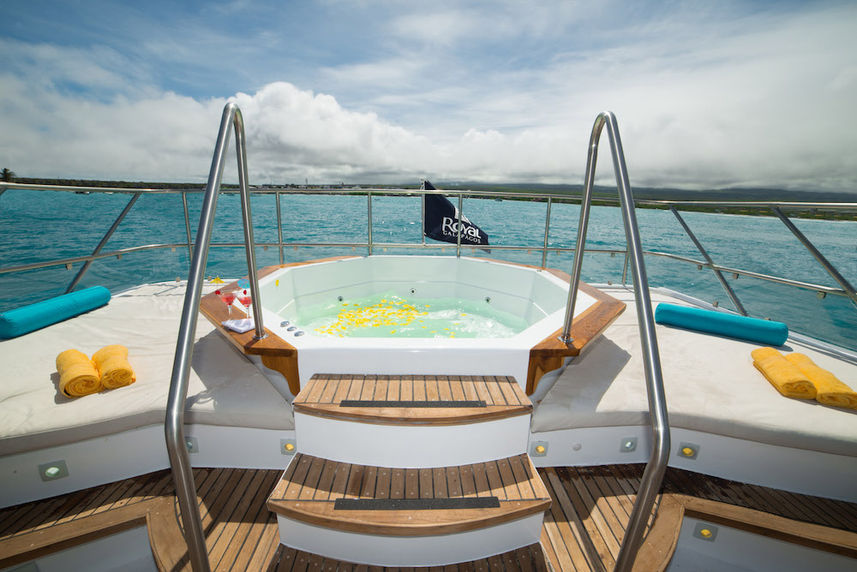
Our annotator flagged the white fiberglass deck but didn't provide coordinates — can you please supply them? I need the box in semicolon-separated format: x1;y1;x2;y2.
256;256;596;392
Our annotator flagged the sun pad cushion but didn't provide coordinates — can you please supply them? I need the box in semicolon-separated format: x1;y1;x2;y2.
0;286;111;339
654;302;788;346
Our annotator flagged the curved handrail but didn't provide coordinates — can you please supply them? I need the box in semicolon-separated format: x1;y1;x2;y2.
164;102;265;571
560;111;671;571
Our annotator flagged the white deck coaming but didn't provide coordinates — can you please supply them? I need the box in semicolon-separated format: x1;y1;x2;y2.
532;286;857;500
0;282;295;506
275;512;544;567
3;281;857;507
0;424;296;508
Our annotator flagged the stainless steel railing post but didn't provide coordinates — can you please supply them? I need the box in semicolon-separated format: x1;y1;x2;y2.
541;197;552;268
670;206;748;315
773;207;857;307
276;191;284;264
367;192;373;255
65;191;141;293
182;191;193;262
560;112;670;572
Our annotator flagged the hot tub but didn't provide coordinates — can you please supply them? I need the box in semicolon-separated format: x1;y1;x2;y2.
246;256;622;401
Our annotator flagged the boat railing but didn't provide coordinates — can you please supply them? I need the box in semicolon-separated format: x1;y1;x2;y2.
560;111;669;571
1;185;855;309
164;102;265;572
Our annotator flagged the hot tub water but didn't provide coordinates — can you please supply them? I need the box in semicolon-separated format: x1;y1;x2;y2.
302;293;528;338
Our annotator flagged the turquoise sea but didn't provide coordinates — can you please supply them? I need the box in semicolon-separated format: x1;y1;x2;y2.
1;188;855;350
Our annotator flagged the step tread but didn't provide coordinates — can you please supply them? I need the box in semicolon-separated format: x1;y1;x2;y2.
270;542;549;570
293;374;532;425
267;453;550;536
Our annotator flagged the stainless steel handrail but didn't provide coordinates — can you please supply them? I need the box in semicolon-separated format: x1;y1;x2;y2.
560;112;670;571
164;102;264;572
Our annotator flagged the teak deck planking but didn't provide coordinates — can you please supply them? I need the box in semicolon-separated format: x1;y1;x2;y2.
293;374;533;425
2;464;856;571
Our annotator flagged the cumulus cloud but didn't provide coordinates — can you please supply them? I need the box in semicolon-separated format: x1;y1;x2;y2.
1;2;856;191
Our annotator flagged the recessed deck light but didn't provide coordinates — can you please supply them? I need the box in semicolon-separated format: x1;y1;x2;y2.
531;441;549;456
693;522;718;541
281;439;297;455
678;442;699;459
38;460;69;481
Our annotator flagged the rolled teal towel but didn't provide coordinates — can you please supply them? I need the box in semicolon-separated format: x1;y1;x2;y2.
654;303;788;346
0;286;111;339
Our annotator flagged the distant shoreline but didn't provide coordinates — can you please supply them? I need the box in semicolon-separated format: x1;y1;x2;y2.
6;177;857;221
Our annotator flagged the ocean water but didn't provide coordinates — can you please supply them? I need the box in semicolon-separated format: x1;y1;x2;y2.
1;188;855;350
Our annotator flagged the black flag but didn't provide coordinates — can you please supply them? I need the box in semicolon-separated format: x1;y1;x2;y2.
422;181;489;246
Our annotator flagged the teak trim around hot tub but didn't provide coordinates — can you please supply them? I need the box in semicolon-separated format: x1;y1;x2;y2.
525;271;626;395
200;256;625;396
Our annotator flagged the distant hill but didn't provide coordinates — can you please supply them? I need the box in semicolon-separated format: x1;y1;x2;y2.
434;182;857;203
8;177;855;219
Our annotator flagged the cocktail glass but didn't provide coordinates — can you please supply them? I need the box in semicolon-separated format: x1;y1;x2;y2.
238;289;252;320
217;289;236;317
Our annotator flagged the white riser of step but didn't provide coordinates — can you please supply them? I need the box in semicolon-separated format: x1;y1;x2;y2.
295;411;531;468
275;511;544;567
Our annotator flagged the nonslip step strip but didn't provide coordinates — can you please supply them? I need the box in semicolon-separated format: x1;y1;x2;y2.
339;399;487;408
333;497;501;510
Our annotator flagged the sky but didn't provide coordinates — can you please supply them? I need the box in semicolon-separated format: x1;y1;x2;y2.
1;0;856;191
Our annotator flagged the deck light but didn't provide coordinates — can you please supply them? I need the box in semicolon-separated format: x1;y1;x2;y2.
38;460;69;481
693;522;718;541
620;438;637;453
281;439;297;455
531;441;549;457
678;443;699;459
185;436;199;453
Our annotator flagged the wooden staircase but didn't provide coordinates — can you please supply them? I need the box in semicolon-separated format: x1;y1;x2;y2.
267;374;551;568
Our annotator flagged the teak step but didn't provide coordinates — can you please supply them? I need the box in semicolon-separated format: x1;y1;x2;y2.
293;374;532;425
269;542;549;571
267;453;550;536
267;453;551;566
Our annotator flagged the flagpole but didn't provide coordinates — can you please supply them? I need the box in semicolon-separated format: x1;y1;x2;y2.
456;193;463;258
367;191;373;256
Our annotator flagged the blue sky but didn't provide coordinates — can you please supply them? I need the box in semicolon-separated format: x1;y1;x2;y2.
2;1;856;191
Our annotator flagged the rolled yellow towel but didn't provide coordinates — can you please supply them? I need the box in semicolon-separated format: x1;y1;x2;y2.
56;349;102;397
92;344;136;389
784;353;857;410
751;347;816;399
